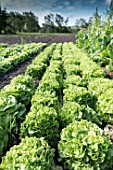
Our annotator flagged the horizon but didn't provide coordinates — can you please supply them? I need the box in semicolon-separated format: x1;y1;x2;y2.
0;0;111;26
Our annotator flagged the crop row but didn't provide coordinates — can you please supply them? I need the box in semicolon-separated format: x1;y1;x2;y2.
0;44;25;61
0;43;56;158
0;43;46;75
0;43;63;169
0;43;113;170
58;43;113;170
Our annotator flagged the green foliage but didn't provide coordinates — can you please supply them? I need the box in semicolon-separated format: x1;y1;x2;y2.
63;84;92;106
31;90;59;111
60;102;100;128
88;78;113;97
0;43;45;75
0;6;7;33
25;44;55;80
20;106;59;148
58;120;113;170
0;95;26;129
60;101;83;127
76;7;113;69
1;83;32;106
0;127;9;158
25;63;47;79
63;56;80;65
39;72;62;93
0;95;26;157
64;64;81;76
11;74;35;91
38;58;63;95
64;75;85;87
80;57;105;79
97;88;113;124
0;137;55;170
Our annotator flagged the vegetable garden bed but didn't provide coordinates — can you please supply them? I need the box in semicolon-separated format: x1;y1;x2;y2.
0;42;113;170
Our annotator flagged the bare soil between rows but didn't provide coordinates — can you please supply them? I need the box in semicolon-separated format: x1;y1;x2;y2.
0;54;38;89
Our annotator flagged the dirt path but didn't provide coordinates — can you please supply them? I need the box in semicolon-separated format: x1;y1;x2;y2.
0;54;38;89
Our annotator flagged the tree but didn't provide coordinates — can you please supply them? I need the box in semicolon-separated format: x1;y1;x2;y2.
0;5;7;33
55;14;64;27
23;12;40;32
44;13;54;26
75;18;88;28
7;12;24;33
41;13;55;33
65;17;69;26
88;17;93;26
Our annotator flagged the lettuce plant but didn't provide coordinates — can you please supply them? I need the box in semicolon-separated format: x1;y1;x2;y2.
60;102;100;128
63;84;92;106
64;75;85;87
88;78;113;97
0;137;55;170
1;83;32;106
97;88;113;124
31;90;59;111
11;75;35;91
21;106;59;148
58;120;113;170
0;95;26;157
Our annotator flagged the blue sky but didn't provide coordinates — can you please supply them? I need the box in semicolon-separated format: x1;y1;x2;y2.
0;0;111;25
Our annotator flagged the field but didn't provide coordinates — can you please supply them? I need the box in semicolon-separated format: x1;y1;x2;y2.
0;33;75;44
0;34;75;89
0;39;113;170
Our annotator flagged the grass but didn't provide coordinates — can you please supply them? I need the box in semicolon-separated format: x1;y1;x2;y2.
0;32;74;38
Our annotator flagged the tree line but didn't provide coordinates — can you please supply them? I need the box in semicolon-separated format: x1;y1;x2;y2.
0;5;92;34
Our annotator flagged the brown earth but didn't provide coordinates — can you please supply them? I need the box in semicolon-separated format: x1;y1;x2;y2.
0;54;39;89
0;34;75;44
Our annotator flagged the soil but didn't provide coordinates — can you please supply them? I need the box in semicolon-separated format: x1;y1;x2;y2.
47;34;75;44
0;34;75;44
0;54;38;89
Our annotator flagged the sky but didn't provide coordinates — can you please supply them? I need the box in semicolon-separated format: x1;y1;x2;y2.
0;0;112;26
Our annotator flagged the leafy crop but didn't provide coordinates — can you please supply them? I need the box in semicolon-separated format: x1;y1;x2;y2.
21;106;59;148
63;84;92;106
80;57;105;79
76;9;113;69
64;64;81;76
64;75;85;87
60;102;100;128
31;90;59;111
25;43;56;80
97;88;113;124
58;120;113;170
0;43;45;75
11;75;35;92
88;78;113;97
0;137;55;170
0;95;26;157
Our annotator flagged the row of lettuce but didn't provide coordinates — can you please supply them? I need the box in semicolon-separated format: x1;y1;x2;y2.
1;43;113;170
0;43;56;159
58;43;113;170
0;43;62;169
0;43;46;75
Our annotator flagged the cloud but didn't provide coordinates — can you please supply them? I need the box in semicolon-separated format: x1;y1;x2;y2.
90;0;96;4
104;0;111;5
